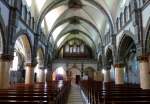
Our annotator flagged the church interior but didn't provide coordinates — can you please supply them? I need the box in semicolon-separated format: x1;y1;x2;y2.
0;0;150;103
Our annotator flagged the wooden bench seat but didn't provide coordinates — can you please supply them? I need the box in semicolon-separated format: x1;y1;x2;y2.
0;81;71;104
112;101;150;104
0;100;48;104
80;80;150;104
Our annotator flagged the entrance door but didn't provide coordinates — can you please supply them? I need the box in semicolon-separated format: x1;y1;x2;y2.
76;75;80;84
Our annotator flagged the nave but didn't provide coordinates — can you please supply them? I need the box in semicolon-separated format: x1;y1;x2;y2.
0;79;150;104
0;0;150;103
67;83;86;104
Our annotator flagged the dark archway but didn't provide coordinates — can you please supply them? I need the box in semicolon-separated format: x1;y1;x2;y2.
106;48;114;81
118;35;139;84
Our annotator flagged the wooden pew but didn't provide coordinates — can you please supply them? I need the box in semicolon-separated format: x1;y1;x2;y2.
80;80;150;104
0;80;71;104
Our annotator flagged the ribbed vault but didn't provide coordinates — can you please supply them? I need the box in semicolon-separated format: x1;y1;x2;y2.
25;0;126;58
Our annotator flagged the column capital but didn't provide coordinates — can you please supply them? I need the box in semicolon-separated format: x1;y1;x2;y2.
137;55;149;62
114;63;124;68
0;54;14;61
25;63;36;67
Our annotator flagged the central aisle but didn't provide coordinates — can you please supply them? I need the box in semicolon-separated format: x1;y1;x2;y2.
67;83;86;104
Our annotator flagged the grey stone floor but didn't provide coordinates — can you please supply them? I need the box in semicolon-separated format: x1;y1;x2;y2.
67;84;86;104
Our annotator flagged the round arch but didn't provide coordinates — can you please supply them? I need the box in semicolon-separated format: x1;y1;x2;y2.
145;18;150;53
0;15;6;54
67;64;81;84
105;47;113;68
117;31;136;62
117;33;140;84
36;48;45;67
84;66;95;79
14;34;32;63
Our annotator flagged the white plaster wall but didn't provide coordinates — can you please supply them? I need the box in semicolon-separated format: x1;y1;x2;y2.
0;1;9;26
142;5;150;33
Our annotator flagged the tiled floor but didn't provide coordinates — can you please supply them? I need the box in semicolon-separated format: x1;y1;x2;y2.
67;83;86;104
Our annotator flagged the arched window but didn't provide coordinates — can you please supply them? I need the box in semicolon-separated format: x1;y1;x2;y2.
28;12;31;27
22;6;27;22
120;13;123;28
73;45;76;53
31;17;35;30
70;46;73;53
0;28;3;54
124;6;127;23
129;3;131;19
116;18;119;32
80;44;84;53
65;44;69;53
77;45;80;53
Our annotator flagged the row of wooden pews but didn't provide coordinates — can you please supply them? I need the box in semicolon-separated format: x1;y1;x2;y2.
80;79;150;104
0;80;71;104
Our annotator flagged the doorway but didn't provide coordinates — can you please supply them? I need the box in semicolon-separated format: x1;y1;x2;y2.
68;67;81;85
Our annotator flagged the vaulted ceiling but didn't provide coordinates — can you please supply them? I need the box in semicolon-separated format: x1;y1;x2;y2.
24;0;127;56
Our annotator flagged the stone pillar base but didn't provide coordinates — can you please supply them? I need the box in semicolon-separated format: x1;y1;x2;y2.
25;64;34;84
37;68;45;83
104;70;111;83
0;54;13;89
114;64;124;85
0;61;11;89
138;55;150;89
94;71;103;81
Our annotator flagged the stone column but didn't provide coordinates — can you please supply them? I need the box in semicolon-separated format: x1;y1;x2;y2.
138;55;150;89
37;67;45;83
0;55;13;89
25;63;34;84
104;70;111;83
114;64;124;85
94;71;103;81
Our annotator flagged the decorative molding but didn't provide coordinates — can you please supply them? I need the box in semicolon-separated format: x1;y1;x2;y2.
0;54;14;61
137;55;149;62
114;63;124;68
25;62;36;67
